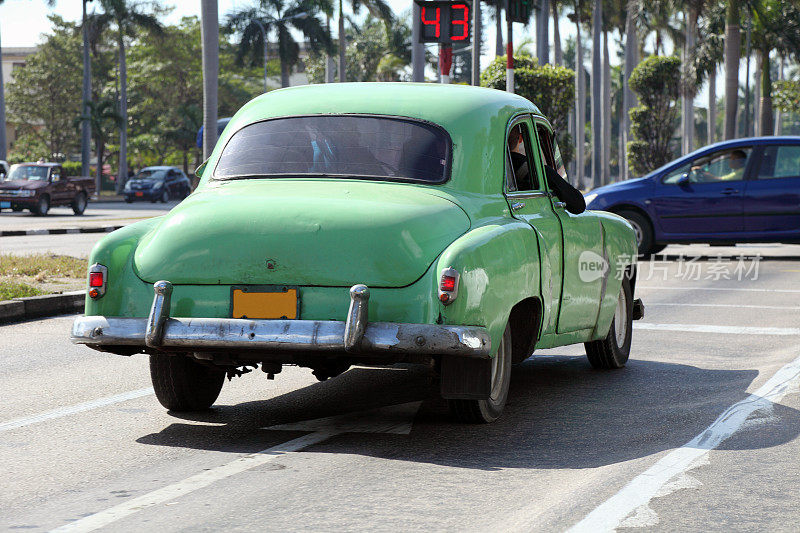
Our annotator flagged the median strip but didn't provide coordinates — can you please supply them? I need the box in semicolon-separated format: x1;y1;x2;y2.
0;225;124;237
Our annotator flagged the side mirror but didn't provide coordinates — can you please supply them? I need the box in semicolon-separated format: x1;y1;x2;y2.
544;165;585;215
195;159;209;179
677;173;690;186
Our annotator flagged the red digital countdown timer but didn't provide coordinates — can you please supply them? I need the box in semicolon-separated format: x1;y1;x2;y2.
414;1;471;44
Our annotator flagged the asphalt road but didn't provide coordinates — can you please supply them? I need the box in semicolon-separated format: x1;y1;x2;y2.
2;245;800;532
0;201;176;231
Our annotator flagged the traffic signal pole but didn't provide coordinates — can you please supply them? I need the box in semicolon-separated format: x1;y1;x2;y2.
506;0;514;93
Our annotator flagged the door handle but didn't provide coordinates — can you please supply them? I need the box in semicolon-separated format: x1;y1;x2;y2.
554;201;566;208
511;202;525;210
721;188;739;195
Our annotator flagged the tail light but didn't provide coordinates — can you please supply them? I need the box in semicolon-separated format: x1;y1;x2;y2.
438;267;460;305
88;263;107;299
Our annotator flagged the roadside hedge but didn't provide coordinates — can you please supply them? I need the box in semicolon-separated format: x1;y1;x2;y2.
481;56;575;164
626;56;681;176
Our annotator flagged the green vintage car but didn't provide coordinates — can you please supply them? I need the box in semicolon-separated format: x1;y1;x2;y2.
72;83;643;423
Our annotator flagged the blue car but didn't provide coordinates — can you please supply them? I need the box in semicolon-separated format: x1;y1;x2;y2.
585;136;800;255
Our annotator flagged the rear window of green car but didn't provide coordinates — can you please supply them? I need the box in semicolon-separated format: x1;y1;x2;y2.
213;115;451;184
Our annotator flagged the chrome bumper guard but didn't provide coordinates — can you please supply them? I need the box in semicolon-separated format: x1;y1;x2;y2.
71;281;491;358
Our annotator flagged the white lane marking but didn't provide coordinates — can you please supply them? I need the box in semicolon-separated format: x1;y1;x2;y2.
49;401;422;533
647;302;800;310
568;353;800;533
638;285;800;294
0;388;154;433
635;323;800;336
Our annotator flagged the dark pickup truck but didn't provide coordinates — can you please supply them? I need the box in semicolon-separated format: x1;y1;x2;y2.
0;162;95;215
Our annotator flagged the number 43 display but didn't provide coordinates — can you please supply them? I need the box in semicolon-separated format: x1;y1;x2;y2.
414;1;471;44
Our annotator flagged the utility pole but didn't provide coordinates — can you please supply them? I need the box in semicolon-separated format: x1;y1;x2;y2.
590;0;601;187
471;0;481;85
506;0;513;92
82;0;93;181
201;0;219;161
412;2;425;81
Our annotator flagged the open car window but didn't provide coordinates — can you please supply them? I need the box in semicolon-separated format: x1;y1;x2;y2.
506;122;538;192
214;116;451;183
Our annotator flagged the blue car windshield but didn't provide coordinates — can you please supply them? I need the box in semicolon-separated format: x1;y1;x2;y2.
213;116;451;184
136;169;168;180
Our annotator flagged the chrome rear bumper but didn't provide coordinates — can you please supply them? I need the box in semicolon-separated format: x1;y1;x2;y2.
71;282;491;358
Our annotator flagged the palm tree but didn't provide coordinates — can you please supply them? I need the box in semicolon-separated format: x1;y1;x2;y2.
622;0;640;180
228;0;333;87
91;0;163;193
640;0;682;55
750;0;800;136
591;0;602;187
201;0;218;160
723;0;741;139
335;0;392;82
0;0;55;161
694;3;725;144
491;0;505;57
569;1;587;187
552;0;563;65
680;0;709;155
75;97;122;193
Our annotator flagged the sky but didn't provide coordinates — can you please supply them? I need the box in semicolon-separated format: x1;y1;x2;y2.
0;0;741;106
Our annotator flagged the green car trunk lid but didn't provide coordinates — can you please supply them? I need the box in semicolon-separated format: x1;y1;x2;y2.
133;179;470;287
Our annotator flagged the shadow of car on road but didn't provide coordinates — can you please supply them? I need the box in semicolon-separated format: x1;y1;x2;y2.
135;355;800;471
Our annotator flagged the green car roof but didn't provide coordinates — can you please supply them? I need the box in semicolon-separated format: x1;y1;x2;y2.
202;83;546;195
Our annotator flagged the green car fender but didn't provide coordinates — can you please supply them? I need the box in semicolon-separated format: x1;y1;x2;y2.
590;212;638;340
85;217;162;318
435;220;541;356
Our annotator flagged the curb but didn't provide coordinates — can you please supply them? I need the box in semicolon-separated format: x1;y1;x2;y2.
0;290;85;324
0;225;124;237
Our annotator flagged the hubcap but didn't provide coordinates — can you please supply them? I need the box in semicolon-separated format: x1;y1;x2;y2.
628;219;643;247
614;285;628;347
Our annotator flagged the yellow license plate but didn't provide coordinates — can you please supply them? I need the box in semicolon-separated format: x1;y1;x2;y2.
231;287;298;319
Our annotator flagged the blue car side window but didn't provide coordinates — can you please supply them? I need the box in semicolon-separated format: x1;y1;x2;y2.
758;146;800;180
662;163;692;184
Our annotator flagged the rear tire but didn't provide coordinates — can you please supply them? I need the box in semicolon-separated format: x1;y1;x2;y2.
150;354;225;411
584;277;633;369
161;189;170;203
449;323;512;423
618;209;655;256
72;191;87;215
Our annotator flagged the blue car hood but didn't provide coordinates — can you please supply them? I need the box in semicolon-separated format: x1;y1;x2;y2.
586;176;651;196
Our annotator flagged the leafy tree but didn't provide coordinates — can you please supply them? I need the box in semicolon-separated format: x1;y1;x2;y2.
626;55;681;175
6;16;83;162
750;0;800;135
91;0;164;192
335;0;393;82
305;15;409;82
481;56;576;165
774;80;800;116
127;17;261;173
227;0;333;88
